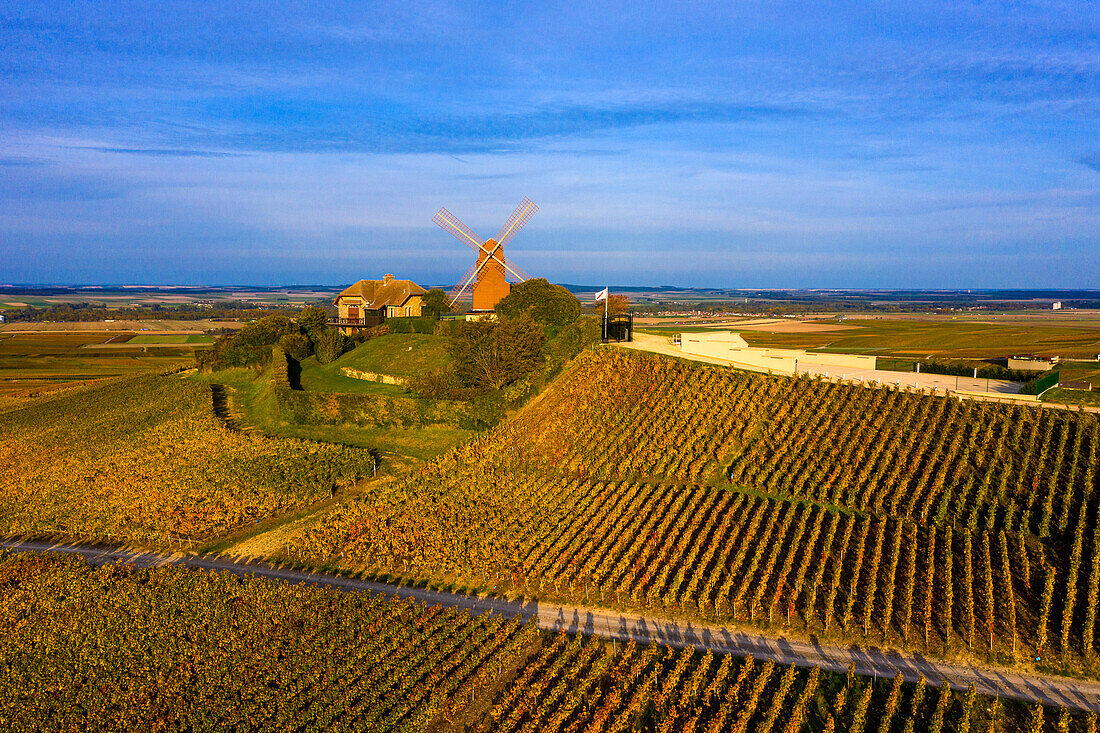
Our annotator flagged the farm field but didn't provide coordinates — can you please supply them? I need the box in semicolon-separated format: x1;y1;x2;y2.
8;313;1100;728
0;550;1088;733
641;314;1100;361
0;330;198;411
284;348;1100;679
0;370;375;546
0;285;342;309
0;318;244;332
127;333;215;344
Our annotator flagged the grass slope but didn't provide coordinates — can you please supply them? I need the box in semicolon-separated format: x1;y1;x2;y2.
332;333;452;378
289;334;450;395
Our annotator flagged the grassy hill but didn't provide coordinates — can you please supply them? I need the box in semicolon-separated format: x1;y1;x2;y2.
335;332;451;377
290;333;451;395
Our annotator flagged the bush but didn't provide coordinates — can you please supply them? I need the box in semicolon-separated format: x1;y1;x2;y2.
279;333;313;361
543;316;601;371
494;278;581;326
314;330;351;364
914;359;1041;382
407;369;470;400
422;288;452;319
447;315;546;390
197;315;301;371
234;315;300;350
349;324;390;344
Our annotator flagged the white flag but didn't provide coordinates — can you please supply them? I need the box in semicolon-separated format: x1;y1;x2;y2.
595;287;608;302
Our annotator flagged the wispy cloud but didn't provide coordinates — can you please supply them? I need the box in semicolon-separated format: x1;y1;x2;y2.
0;0;1097;286
74;146;248;158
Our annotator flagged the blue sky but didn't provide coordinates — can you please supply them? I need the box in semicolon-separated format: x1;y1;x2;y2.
1;1;1097;288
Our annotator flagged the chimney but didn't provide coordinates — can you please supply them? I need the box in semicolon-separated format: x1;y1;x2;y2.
383;273;394;283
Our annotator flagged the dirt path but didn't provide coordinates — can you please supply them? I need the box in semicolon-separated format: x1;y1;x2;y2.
6;539;1100;713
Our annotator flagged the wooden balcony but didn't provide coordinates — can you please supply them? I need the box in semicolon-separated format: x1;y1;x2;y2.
329;316;384;329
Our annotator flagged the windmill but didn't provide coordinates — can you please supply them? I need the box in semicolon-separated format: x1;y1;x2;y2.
433;198;538;311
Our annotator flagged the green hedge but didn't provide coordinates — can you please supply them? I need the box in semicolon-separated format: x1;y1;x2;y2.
271;346;291;389
272;388;485;429
1021;370;1060;396
385;316;436;334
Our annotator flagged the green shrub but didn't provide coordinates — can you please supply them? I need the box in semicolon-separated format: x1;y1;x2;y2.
314;330;351;364
407;369;475;400
422;288;452;319
447;315;546;390
197;315;301;371
294;306;329;337
279;332;313;361
494;278;581;326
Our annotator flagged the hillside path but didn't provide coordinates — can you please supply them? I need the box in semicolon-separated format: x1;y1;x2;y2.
5;538;1100;713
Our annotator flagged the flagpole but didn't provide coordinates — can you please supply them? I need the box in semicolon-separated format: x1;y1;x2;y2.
601;287;608;342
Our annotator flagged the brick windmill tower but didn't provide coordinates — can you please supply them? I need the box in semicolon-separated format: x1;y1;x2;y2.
433;198;538;312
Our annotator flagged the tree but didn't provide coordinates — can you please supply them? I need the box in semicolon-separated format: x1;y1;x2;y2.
447;316;547;390
234;315;300;349
422;288;452;319
278;332;313;360
605;293;631;315
494;278;581;327
197;314;300;370
314;329;351;364
295;306;329;336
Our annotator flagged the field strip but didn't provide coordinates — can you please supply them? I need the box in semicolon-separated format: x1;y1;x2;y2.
5;538;1100;713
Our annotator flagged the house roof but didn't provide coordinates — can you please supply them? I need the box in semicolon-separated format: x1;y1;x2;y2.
334;277;428;309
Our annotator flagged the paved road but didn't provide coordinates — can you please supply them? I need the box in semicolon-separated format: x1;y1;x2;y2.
792;361;1020;394
6;539;1100;713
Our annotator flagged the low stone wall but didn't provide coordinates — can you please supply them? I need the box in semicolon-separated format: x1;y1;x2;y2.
340;367;407;386
679;331;876;373
950;389;1038;403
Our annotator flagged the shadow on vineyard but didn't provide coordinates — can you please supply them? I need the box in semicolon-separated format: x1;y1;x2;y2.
1;551;1092;732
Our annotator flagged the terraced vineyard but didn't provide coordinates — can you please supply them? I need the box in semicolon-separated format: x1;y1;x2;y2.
0;371;374;544
502;351;1099;542
1;551;1088;732
293;349;1100;672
